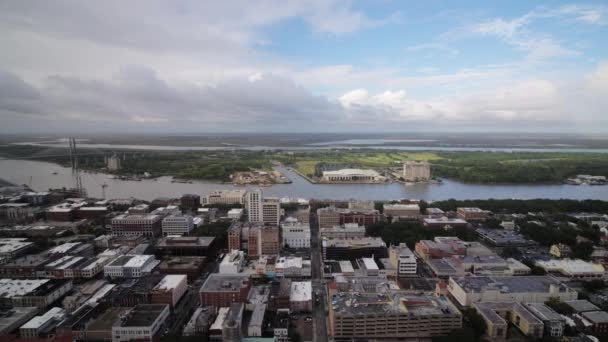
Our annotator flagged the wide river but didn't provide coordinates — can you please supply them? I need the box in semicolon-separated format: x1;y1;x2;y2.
1;159;607;201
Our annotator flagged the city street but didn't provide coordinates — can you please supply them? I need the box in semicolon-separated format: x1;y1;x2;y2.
310;212;329;342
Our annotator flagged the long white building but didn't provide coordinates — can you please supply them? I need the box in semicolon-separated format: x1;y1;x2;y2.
103;255;159;278
203;190;246;205
281;218;310;248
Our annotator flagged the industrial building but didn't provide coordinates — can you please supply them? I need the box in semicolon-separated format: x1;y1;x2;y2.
329;292;461;340
448;276;578;307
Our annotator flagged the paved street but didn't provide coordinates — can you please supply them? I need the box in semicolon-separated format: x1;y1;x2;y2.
310;212;329;342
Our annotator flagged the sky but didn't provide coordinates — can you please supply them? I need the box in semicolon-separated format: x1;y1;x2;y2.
0;1;607;134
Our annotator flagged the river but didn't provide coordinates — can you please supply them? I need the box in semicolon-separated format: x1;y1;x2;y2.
1;159;607;201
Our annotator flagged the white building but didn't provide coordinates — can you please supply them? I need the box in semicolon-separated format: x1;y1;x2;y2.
275;257;311;278
247;189;280;225
111;304;170;342
106;154;121;171
389;243;417;277
19;307;66;339
319;223;366;239
535;259;605;279
161;215;194;236
227;208;244;221
151;275;188;307
103;255;159;278
403;161;431;182
219;250;245;274
290;281;312;313
448;276;578;307
0;238;33;263
203;190;246;205
383;204;420;219
281;218;310;248
322;169;386;182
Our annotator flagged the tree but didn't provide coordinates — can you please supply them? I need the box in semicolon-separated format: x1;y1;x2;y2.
545;298;574;315
462;308;487;338
571;241;594;260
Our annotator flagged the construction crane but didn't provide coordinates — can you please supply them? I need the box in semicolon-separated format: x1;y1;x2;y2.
68;137;87;198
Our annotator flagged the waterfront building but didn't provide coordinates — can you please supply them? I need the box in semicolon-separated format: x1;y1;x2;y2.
321;169;386;182
180;194;200;209
106;154;121;171
203;190;246;205
402;161;431;182
247;189;281;225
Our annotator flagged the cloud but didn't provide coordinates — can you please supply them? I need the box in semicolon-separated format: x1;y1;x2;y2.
406;43;459;58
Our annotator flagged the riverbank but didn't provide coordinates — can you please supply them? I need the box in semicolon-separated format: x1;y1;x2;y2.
2;159;608;201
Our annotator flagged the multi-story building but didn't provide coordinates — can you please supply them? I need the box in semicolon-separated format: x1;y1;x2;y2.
0;278;73;310
322;237;387;261
157;256;206;282
248;224;280;258
180;194;201;209
281;218;310;248
317;206;382;228
150;275;188;307
525;303;566;338
388;243;417;277
111;304;170;342
219;250;245;274
535;259;605;279
106;154;121;171
161;214;194;236
199;274;251;307
422;216;469;229
103;255;159;278
448;276;578;307
155;236;216;258
383;204;420;219
290;281;312;313
457;207;490;221
20;307;66;339
203;190;246;205
329;292;461;340
275;257;311;278
414;237;494;260
474;302;544;340
319;223;366;239
0;238;34;264
247;189;281;225
403;161;431;182
321;169;386;182
110;214;162;237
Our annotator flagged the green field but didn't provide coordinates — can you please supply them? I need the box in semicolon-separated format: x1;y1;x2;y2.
2;144;608;184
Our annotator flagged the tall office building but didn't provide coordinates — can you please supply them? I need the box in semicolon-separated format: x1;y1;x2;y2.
403;161;431;182
247;189;280;225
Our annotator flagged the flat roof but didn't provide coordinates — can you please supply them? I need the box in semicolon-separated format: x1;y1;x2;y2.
331;292;460;317
48;242;80;254
118;304;169;327
0;307;38;334
154;275;186;291
565;300;601;313
452;275;571;294
582;311;608;324
200;273;248;293
0;279;50;298
0;238;33;255
290;281;311;302
20;307;65;330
